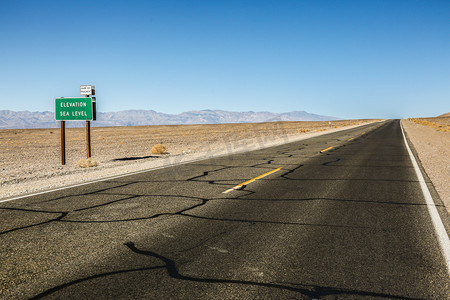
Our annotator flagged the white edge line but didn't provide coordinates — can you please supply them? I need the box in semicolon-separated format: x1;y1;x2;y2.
0;121;383;204
0;157;207;203
400;121;450;274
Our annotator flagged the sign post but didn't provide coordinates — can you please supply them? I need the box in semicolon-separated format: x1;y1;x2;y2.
55;85;96;165
80;85;95;159
61;120;66;165
85;95;91;158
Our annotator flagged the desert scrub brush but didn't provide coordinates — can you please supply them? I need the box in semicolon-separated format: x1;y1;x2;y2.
77;158;98;168
150;144;167;154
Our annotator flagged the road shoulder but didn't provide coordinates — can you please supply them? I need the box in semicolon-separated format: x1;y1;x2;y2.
401;119;450;215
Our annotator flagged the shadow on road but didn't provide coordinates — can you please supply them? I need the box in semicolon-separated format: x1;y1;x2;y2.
28;241;421;300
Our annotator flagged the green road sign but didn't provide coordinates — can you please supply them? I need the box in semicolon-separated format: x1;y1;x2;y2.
55;98;94;121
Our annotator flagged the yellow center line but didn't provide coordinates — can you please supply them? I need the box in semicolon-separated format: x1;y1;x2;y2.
223;167;283;193
347;137;354;141
320;146;333;153
361;132;366;135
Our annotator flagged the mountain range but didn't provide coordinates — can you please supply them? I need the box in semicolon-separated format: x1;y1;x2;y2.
0;109;340;129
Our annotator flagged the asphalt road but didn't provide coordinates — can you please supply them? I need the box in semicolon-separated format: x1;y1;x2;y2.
1;120;449;299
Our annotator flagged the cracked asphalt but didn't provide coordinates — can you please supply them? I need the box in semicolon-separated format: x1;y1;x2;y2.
1;120;449;299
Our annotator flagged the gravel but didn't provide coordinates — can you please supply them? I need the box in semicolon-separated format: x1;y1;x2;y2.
401;119;450;214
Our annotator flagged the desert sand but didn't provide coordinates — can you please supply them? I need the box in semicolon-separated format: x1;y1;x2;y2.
402;117;450;213
1;120;374;199
2;117;447;214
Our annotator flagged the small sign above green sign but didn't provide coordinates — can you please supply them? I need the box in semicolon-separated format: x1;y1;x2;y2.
55;98;94;121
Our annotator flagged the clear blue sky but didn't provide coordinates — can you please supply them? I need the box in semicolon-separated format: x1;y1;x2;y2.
1;0;449;119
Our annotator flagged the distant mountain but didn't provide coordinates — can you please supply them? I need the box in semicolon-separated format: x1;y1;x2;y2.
0;110;57;129
437;112;450;117
0;109;340;129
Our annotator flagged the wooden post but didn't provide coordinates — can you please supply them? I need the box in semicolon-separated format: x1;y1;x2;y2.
85;94;91;158
61;121;66;165
86;120;91;158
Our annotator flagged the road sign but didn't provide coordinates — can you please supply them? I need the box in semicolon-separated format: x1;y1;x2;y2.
80;85;95;95
55;98;94;121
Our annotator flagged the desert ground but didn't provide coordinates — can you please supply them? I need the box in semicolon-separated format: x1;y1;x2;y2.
401;116;450;213
1;117;448;215
1;120;374;199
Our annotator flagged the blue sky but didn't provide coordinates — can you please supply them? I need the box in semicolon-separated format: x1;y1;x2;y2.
1;0;449;119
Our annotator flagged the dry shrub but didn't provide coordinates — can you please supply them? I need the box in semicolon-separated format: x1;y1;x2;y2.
408;118;449;131
151;144;167;154
77;158;98;168
298;129;310;133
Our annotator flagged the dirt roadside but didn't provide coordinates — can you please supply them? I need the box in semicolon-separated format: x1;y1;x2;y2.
402;118;450;214
0;120;377;200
